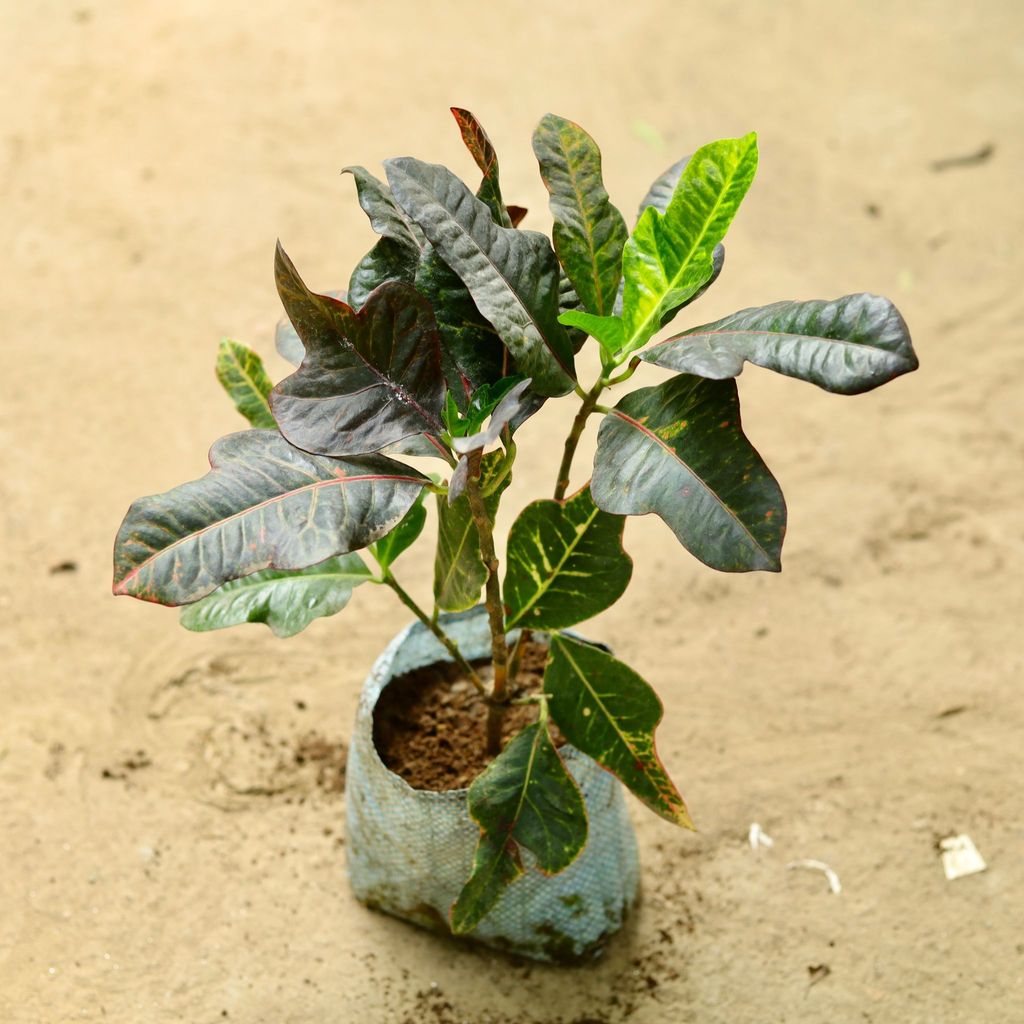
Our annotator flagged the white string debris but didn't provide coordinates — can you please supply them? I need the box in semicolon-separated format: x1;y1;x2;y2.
787;859;842;894
748;823;774;851
939;834;987;880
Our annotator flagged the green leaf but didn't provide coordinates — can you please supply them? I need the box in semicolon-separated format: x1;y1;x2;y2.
620;132;757;353
558;310;624;355
179;554;373;638
385;157;577;397
451;717;587;934
112;430;426;605
216;339;276;429
434;450;509;611
414;244;507;409
641;293;918;395
451;378;533;455
545;634;693;828
450;107;513;227
583;133;757;359
369;494;427;571
532;114;628;317
450;833;523;934
270;243;446;457
592;375;785;572
504;487;632;630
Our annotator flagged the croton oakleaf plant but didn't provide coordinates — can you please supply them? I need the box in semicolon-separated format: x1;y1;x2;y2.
112;109;917;931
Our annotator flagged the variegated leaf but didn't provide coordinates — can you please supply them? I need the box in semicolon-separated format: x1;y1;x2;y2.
545;634;693;828
216;339;276;428
504;487;632;630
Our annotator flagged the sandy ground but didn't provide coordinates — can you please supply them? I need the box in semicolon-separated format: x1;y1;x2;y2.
3;1;1023;1021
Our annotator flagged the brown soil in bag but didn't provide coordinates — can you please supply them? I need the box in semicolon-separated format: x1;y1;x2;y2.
374;640;565;790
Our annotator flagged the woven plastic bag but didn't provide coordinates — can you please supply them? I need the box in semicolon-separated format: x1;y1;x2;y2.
345;606;640;961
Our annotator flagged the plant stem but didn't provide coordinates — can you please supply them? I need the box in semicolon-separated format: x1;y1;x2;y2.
382;570;485;695
464;448;509;754
554;380;604;501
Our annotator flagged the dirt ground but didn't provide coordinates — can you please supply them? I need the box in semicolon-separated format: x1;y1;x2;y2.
3;1;1022;1021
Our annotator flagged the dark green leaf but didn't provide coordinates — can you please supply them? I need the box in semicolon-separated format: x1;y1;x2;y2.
592;375;785;572
451;716;587;934
636;154;690;219
504;487;632;630
216;339;276;428
112;430;426;605
369;494;427;571
450;107;512;227
276;289;347;367
532;114;628;317
270;243;445;456
342;165;424;248
434;450;509;611
641;294;918;395
179;554;373;638
347;237;419;310
414;244;506;409
450;833;523;934
385;157;576;397
546;634;693;828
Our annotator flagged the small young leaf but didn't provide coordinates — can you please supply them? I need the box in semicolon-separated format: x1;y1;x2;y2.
533;114;628;317
369;495;427;571
451;718;588;934
179;554;373;638
385;157;577;397
641;294;918;395
270;243;446;457
450;107;512;227
450;833;523;934
113;430;427;605
434;450;509;611
504;487;632;630
558;310;624;355
451;378;533;455
545;634;693;828
592;375;785;572
216;339;276;429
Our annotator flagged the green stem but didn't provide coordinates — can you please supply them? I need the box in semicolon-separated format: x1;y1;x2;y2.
554;380;604;501
465;449;509;754
382;570;484;695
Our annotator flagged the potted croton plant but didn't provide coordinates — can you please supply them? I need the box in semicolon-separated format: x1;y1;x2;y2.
112;109;917;961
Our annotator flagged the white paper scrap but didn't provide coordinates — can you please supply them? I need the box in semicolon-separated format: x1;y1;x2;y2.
748;823;774;851
787;859;842;894
939;834;987;880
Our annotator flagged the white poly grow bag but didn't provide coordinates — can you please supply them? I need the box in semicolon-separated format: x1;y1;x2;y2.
345;606;640;961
